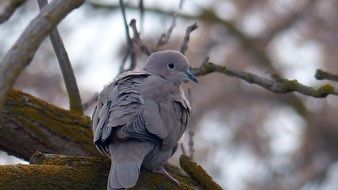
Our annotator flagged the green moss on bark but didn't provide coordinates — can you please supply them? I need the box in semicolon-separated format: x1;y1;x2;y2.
180;155;223;190
0;153;209;190
316;84;334;97
2;89;99;159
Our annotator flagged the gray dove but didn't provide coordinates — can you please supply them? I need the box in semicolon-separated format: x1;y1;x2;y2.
92;50;198;190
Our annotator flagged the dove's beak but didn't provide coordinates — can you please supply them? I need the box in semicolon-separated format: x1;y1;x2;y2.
185;70;199;83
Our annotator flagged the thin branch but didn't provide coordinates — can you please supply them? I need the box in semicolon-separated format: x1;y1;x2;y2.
38;0;83;114
180;22;198;55
0;0;27;24
0;0;84;111
187;88;195;160
129;19;152;56
191;61;338;98
315;69;338;82
138;0;144;32
155;13;177;50
119;0;136;73
88;1;180;18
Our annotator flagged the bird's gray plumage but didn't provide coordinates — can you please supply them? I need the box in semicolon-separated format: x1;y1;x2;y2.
92;50;196;189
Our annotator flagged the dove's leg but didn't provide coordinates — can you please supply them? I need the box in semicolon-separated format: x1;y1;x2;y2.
154;166;180;186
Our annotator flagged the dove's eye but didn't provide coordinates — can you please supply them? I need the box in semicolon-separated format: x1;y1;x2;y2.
167;63;175;69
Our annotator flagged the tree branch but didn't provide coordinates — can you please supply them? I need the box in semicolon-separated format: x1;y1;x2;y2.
138;0;144;32
0;89;98;160
155;13;176;50
0;152;216;190
0;0;84;111
180;22;198;55
37;0;83;114
0;0;27;24
119;0;136;73
180;155;223;190
191;61;338;98
129;19;152;56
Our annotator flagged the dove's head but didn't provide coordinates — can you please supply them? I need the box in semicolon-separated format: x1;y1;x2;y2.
144;50;198;85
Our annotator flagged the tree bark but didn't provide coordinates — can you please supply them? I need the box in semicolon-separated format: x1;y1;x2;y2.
0;152;204;190
0;89;99;161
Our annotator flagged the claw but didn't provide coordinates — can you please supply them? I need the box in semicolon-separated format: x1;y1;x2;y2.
154;166;180;186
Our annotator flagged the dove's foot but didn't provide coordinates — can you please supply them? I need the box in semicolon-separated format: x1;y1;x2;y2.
154;166;180;186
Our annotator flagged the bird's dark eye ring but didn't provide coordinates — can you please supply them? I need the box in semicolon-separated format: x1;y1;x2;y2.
168;63;175;69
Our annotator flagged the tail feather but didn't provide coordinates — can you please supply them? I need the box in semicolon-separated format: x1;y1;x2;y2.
108;163;139;189
107;140;153;190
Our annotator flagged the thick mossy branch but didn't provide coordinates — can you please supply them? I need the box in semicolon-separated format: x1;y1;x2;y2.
180;155;223;190
0;152;203;190
191;62;338;98
0;153;108;190
0;89;99;160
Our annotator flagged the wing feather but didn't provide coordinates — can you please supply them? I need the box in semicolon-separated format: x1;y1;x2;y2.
92;72;149;151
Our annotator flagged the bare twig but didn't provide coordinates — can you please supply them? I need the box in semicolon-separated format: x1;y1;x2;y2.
138;0;144;32
315;69;338;82
0;0;27;24
187;88;195;160
119;0;136;73
0;0;84;111
180;22;198;55
38;0;83;114
191;61;338;98
155;13;177;50
129;19;152;56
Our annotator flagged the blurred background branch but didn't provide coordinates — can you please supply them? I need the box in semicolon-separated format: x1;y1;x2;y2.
180;22;198;55
129;19;152;56
0;0;27;24
119;0;136;73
